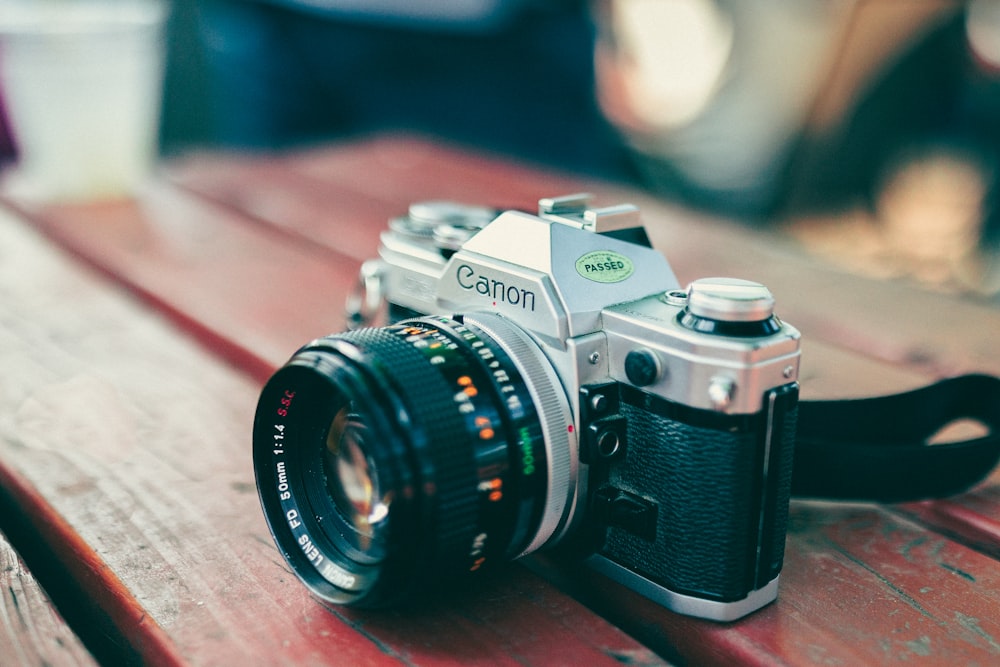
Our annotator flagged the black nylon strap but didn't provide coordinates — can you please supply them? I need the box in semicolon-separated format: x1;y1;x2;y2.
792;374;1000;502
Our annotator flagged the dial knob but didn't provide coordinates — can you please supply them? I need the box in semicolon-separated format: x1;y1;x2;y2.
686;278;775;323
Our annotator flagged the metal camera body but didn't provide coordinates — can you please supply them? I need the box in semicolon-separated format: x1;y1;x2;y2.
354;194;801;622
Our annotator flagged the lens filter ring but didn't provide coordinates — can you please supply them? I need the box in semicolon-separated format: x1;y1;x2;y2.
253;330;480;607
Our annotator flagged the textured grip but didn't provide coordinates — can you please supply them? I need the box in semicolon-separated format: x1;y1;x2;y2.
600;385;797;602
763;390;798;582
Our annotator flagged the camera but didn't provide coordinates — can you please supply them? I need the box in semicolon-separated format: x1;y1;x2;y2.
252;194;801;622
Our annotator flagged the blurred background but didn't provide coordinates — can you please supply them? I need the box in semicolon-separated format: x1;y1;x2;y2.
2;0;999;298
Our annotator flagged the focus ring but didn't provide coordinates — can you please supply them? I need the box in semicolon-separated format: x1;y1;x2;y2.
327;328;480;576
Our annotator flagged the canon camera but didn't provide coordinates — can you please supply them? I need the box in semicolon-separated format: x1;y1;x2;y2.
252;194;801;621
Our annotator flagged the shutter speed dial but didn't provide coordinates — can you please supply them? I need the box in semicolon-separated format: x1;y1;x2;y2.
678;278;782;337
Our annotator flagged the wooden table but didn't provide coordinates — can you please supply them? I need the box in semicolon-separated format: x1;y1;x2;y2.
1;135;999;666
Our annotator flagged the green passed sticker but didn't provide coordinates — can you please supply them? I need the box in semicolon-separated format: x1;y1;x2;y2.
575;250;635;283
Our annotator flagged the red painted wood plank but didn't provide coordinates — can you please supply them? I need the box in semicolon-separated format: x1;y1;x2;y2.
0;462;190;667
166;137;1000;382
533;502;1000;665
895;473;1000;561
173;134;589;214
163;135;601;264
3;186;356;382
0;530;97;666
162;151;396;262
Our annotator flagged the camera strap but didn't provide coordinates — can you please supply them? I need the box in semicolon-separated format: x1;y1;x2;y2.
792;374;1000;502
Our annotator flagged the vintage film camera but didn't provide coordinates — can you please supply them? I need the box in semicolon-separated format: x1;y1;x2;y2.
253;194;801;621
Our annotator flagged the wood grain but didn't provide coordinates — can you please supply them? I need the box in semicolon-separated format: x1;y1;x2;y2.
0;530;97;667
166;136;1000;383
531;501;1000;664
2;135;999;665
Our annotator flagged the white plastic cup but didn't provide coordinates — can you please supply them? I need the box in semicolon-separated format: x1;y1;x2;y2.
0;1;166;202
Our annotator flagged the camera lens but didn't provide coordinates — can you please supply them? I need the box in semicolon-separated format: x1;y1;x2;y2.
252;314;577;607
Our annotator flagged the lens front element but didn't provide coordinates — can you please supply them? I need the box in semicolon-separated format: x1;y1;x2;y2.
325;406;387;541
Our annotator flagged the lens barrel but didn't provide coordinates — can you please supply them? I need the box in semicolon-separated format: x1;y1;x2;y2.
252;315;573;607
